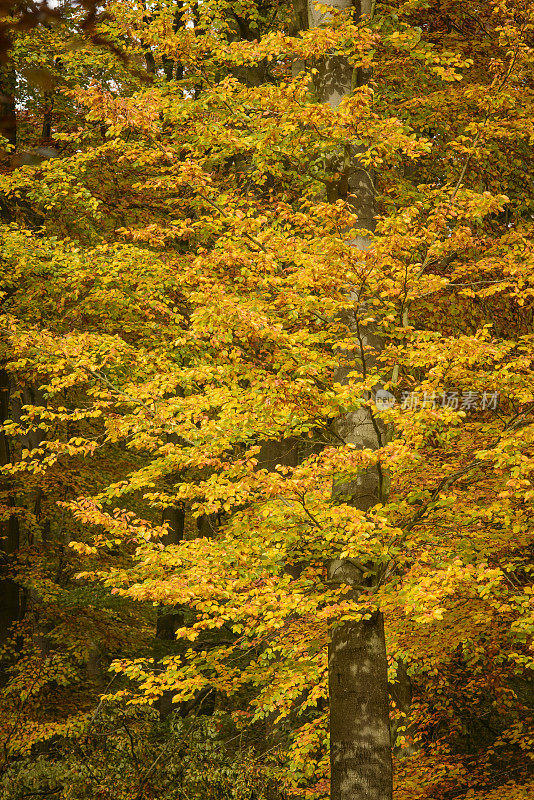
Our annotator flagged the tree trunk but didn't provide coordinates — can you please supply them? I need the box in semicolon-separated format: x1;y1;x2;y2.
0;369;20;663
0;56;16;224
329;614;392;800
155;505;185;720
42;90;53;141
305;3;393;799
0;61;16;150
162;1;186;81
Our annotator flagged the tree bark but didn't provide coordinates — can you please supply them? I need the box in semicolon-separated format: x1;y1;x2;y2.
0;56;16;222
0;61;16;150
0;369;20;662
155;505;185;720
306;3;393;799
42;90;54;141
329;613;392;800
162;1;186;82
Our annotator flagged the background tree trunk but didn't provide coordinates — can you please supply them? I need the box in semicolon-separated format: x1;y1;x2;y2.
155;505;185;720
0;369;20;666
0;61;16;150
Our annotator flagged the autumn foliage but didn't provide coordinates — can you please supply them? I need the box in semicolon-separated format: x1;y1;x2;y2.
0;2;532;800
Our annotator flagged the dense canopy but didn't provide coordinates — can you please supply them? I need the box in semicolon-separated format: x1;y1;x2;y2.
0;3;532;800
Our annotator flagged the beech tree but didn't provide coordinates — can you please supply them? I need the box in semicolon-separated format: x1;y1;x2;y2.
0;3;533;800
304;3;392;800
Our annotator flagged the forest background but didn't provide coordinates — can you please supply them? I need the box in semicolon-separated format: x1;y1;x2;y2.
0;2;532;800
